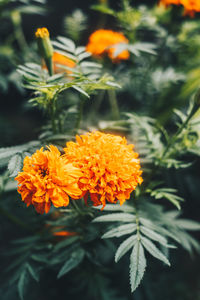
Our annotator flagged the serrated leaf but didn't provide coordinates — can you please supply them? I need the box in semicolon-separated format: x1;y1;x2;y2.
141;236;170;266
93;204;135;213
102;224;137;239
18;269;26;300
26;263;39;282
93;213;136;223
130;241;146;292
57;248;85;279
115;235;137;263
53;236;80;252
175;219;200;231
140;226;168;246
72;85;90;98
8;154;22;177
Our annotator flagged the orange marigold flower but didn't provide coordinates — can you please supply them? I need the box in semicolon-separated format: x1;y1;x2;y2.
159;0;200;16
52;52;76;74
181;0;200;16
64;131;143;208
86;29;130;61
159;0;180;6
15;146;83;214
53;230;78;237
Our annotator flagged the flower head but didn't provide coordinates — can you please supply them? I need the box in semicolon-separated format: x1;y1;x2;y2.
64;131;143;208
159;0;200;16
159;0;180;6
86;29;130;61
15;146;83;214
181;0;200;16
52;52;76;74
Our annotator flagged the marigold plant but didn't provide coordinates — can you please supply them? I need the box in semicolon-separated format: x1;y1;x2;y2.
64;131;143;207
15;145;83;214
86;29;130;61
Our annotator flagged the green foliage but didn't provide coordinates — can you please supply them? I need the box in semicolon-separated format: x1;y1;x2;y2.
93;200;200;292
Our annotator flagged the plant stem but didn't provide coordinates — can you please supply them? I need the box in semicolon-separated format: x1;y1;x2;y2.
11;10;28;52
75;98;85;133
0;204;31;231
161;102;197;159
108;90;120;120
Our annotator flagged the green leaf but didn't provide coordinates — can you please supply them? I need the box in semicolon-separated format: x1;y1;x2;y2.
93;213;136;223
93;204;135;213
26;264;39;282
175;219;200;231
141;236;170;266
90;4;115;15
57;248;85;278
115;235;137;263
8;154;22;177
102;224;137;239
18;269;26;300
140;226;168;246
53;236;80;252
150;188;184;210
130;241;146;292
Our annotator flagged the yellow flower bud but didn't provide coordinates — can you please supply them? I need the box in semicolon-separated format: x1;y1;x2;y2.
35;27;53;76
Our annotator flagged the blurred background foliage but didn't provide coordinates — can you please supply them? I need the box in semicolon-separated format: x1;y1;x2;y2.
0;0;200;299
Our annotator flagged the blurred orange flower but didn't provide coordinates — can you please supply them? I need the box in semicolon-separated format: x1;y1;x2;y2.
53;230;78;236
159;0;180;6
52;52;76;74
15;146;83;214
86;29;130;61
64;131;143;208
159;0;200;16
181;0;200;16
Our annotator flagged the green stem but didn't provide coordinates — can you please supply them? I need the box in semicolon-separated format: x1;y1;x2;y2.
161;101;197;159
108;90;120;120
134;202;141;242
91;90;105;121
75;98;85;134
49;100;57;134
11;10;28;52
0;204;31;231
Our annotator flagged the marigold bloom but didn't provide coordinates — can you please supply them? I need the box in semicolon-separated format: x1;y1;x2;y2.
64;131;143;208
159;0;200;16
52;52;76;74
53;230;78;237
159;0;180;6
15;146;83;214
181;0;200;16
86;29;130;61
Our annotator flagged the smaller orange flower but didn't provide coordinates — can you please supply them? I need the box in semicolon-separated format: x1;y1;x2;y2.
159;0;180;6
86;29;130;61
159;0;200;16
181;0;200;17
52;52;76;74
15;146;83;214
53;230;78;237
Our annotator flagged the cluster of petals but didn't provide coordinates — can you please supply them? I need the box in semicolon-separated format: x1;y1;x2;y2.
64;131;143;208
15;146;82;214
159;0;200;16
86;29;130;61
